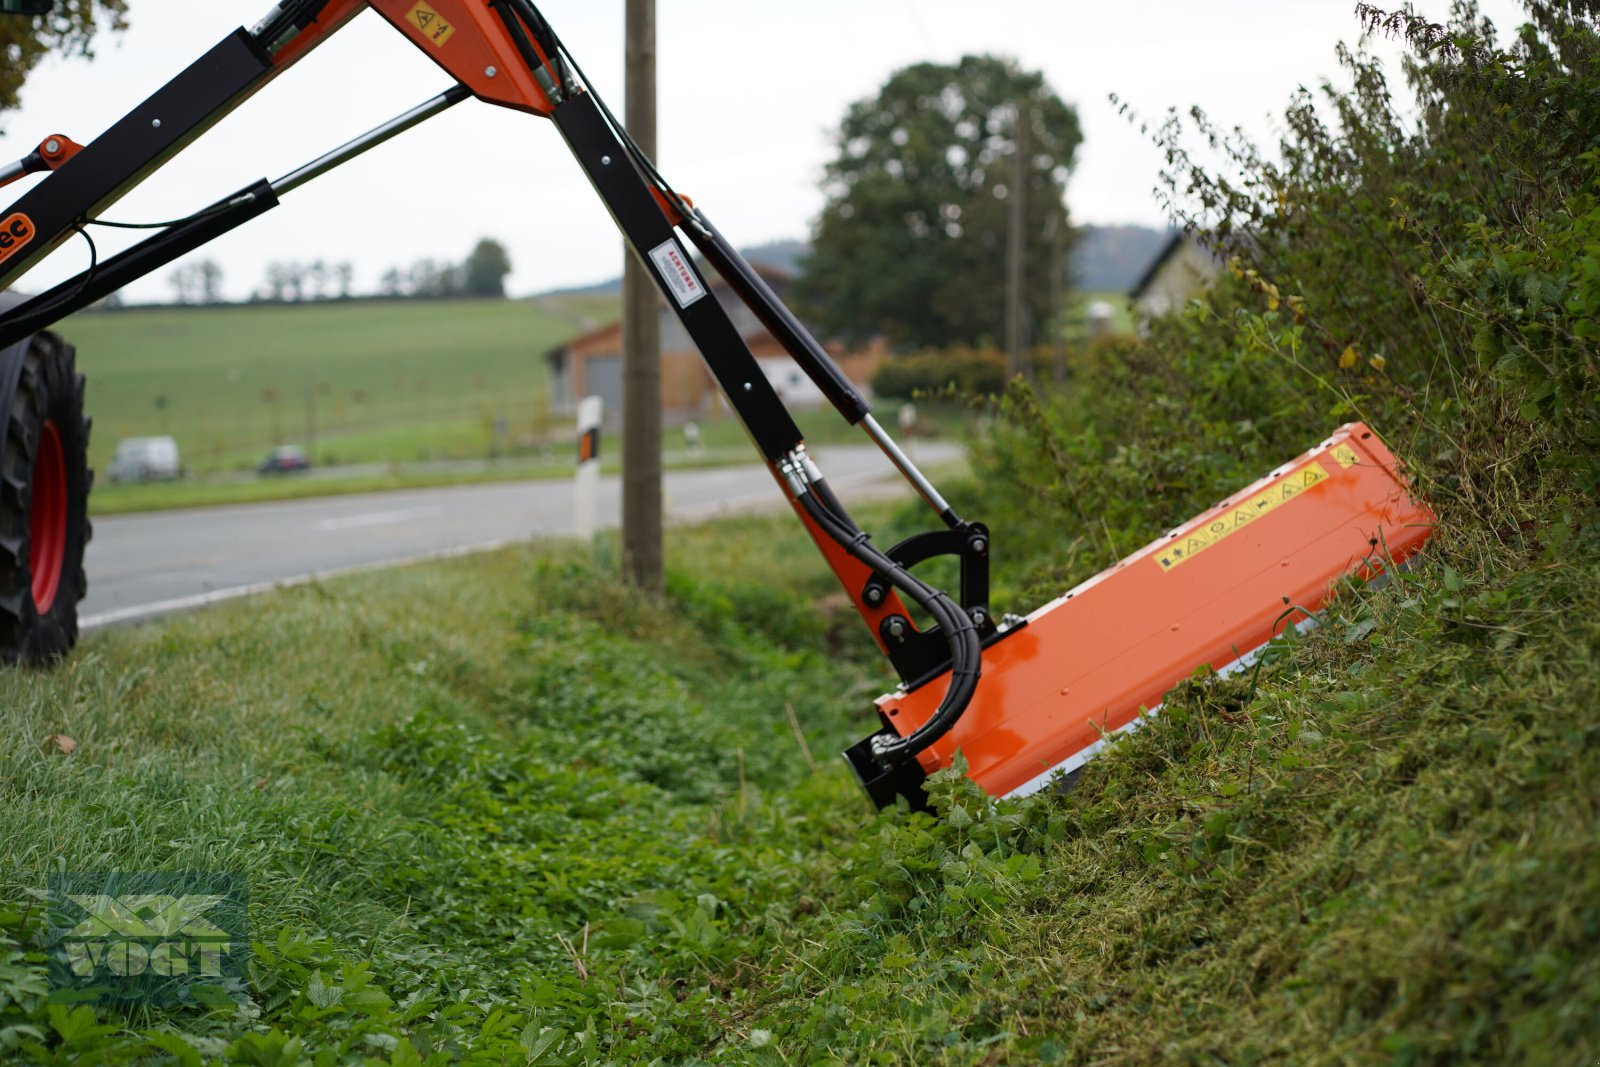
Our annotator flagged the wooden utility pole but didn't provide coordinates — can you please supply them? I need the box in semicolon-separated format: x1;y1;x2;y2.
1004;105;1030;380
1046;209;1067;382
621;0;662;591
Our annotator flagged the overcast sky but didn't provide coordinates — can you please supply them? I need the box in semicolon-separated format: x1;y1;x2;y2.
1;0;1525;302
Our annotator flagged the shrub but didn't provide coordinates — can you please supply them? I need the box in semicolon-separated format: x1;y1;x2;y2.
870;345;1007;400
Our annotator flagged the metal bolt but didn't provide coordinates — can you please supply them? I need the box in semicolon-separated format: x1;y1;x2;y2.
863;587;883;606
971;608;987;625
886;617;907;639
743;382;752;392
485;65;498;77
971;537;988;555
600;154;612;165
151;118;162;129
43;139;60;154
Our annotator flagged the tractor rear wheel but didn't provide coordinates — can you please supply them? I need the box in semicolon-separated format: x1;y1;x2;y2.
0;330;91;665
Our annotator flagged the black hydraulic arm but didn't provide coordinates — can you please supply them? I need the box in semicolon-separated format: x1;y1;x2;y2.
551;90;805;462
681;214;872;426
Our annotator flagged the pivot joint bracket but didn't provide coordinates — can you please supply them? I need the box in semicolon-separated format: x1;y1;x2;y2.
866;521;995;685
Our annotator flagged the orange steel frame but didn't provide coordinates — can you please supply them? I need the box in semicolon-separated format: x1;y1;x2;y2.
0;2;1439;811
875;423;1435;800
277;1;559;113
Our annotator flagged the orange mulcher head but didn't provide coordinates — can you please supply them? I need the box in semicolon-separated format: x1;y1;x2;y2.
845;422;1436;810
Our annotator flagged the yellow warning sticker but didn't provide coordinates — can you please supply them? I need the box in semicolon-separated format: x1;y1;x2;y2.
1156;462;1330;572
1332;443;1360;469
406;1;456;47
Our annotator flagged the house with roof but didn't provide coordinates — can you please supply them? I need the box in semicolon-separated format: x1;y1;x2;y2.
545;264;883;422
1128;231;1224;319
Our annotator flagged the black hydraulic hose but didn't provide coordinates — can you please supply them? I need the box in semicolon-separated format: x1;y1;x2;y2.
488;0;550;87
794;486;981;763
809;475;854;526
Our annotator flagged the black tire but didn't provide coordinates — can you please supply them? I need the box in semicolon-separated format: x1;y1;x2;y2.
0;330;91;666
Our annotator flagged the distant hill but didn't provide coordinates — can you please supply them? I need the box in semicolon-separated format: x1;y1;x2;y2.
1071;224;1175;293
735;238;809;276
533;227;1173;300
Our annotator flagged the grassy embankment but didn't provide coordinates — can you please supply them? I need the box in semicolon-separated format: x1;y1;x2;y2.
0;506;906;1064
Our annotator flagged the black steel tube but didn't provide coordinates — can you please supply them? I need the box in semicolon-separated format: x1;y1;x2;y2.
552;92;804;461
684;213;873;425
0;180;278;350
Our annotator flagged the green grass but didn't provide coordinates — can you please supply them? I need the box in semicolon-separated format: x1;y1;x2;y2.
58;297;605;476
0;509;895;1064
80;404;900;517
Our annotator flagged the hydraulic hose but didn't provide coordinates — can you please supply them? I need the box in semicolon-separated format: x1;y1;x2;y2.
793;485;981;764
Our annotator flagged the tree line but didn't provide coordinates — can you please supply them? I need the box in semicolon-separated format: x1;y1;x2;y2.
162;238;513;306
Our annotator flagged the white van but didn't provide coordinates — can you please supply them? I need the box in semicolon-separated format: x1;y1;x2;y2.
107;436;181;483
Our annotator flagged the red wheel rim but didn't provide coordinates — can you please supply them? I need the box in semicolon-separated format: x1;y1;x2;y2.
29;420;67;613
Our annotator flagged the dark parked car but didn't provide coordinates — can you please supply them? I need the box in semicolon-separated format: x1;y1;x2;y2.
258;445;311;475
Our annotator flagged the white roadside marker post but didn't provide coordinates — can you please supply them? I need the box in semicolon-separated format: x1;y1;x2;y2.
573;395;602;542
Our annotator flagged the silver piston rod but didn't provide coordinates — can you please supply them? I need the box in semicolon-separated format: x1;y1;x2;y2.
861;413;959;527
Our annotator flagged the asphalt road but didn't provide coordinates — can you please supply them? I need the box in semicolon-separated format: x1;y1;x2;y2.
80;441;960;629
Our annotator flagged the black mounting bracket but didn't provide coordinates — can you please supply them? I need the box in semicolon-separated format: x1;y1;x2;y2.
867;521;995;686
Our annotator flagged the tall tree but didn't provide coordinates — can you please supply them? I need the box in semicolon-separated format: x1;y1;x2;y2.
197;258;223;303
168;264;198;305
796;55;1081;349
307;259;327;300
463;238;512;297
0;1;127;128
261;262;289;302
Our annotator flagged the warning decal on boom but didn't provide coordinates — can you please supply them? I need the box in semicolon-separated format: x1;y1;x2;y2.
406;2;456;47
1156;462;1330;572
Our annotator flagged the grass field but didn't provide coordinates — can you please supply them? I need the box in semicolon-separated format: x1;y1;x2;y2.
57;298;598;476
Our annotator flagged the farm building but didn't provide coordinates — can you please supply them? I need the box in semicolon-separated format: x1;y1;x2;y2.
1129;231;1224;319
545;265;883;422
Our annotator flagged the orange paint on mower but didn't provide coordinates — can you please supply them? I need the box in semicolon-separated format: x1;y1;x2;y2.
863;422;1434;804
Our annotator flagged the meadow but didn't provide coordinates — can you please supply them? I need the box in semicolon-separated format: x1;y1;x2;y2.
55;297;599;477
